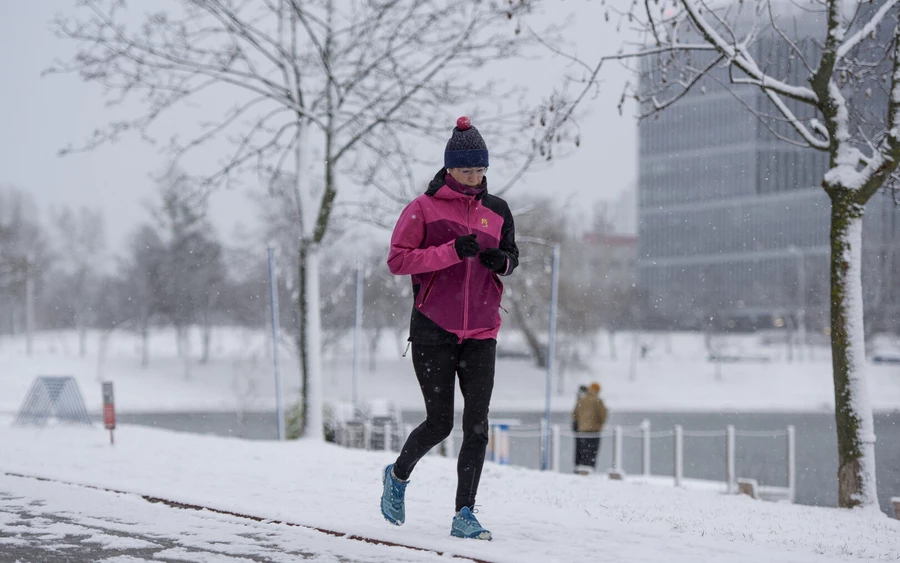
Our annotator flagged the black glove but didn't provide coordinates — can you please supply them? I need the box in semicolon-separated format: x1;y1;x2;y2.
454;234;480;258
479;247;507;272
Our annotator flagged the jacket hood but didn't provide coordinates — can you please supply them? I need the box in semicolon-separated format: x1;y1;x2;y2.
426;168;488;200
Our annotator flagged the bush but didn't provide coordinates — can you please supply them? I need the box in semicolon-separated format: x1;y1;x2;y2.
285;401;336;442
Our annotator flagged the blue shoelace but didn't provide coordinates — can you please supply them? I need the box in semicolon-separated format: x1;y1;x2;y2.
389;477;407;510
459;506;483;524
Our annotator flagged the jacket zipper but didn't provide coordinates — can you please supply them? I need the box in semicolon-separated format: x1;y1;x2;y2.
418;273;437;308
462;198;473;342
490;274;507;313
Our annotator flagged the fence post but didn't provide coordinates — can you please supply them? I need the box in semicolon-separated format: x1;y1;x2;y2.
364;421;372;451
383;423;392;452
492;425;502;463
613;425;623;474
726;425;736;494
787;425;796;503
641;419;651;477
540;419;549;469
674;425;683;487
552;424;561;473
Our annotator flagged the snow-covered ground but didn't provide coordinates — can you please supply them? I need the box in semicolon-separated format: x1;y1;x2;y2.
1;327;898;415
2;420;899;562
1;472;443;563
2;328;899;561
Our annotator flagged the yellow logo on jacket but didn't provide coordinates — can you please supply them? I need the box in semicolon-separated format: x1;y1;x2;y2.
481;218;489;228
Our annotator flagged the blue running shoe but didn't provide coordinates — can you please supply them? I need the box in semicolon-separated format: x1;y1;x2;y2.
381;464;408;525
450;506;492;540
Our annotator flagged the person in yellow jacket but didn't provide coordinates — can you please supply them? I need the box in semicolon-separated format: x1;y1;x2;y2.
572;382;608;475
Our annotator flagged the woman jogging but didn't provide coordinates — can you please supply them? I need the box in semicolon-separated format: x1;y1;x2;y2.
380;116;519;541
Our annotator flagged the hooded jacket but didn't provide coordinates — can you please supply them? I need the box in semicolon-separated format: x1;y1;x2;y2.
573;390;608;433
387;168;519;343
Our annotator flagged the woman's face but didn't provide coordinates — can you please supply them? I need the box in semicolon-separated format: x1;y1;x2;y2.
448;167;486;187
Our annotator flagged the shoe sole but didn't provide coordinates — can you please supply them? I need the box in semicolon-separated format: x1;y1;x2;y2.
381;466;404;526
451;530;492;541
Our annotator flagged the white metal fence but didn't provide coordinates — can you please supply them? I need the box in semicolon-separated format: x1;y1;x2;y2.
333;419;796;502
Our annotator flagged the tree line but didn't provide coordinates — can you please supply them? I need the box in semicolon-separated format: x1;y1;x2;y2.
0;180;639;370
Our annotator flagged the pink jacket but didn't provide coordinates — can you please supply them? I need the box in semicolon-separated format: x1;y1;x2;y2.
388;169;519;343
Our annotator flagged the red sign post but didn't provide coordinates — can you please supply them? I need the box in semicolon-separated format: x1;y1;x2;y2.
102;382;115;445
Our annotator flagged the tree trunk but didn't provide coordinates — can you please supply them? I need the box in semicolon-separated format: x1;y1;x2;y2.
303;243;324;440
181;327;192;380
556;341;568;394
608;329;617;360
77;313;87;358
294;242;326;441
297;243;309;434
176;325;184;357
509;292;547;367
828;190;878;509
629;330;640;382
368;327;381;372
140;308;150;368
200;308;211;365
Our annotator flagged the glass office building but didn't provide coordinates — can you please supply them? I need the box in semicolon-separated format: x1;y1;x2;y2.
636;35;900;332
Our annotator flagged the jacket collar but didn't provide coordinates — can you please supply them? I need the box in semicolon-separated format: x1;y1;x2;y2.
425;168;488;201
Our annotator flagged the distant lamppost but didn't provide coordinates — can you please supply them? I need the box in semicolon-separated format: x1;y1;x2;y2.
352;258;364;409
786;245;807;360
519;236;561;471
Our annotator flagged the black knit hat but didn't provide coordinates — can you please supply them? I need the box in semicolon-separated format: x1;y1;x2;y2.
444;116;489;168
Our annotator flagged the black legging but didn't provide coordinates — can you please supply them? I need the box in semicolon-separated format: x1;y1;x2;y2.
392;339;496;512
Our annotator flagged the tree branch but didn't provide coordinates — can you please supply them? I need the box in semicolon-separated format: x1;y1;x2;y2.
681;0;819;105
836;0;900;61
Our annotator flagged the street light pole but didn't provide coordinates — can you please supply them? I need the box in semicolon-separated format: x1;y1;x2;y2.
542;243;560;470
352;259;364;409
787;246;807;361
517;236;562;471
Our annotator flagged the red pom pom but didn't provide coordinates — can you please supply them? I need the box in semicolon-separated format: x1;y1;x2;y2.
456;116;471;131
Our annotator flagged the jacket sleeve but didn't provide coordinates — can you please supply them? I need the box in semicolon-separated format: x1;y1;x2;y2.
387;198;462;276
598;399;608;428
498;205;519;277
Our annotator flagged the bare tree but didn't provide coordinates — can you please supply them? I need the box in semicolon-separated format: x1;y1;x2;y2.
0;188;48;344
361;256;412;371
545;0;900;508
50;0;550;439
151;170;225;372
507;197;566;368
118;225;167;368
509;196;615;371
50;206;106;357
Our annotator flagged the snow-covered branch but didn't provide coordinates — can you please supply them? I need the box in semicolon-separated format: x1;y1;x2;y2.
762;89;830;150
836;0;900;61
854;16;900;201
681;0;819;105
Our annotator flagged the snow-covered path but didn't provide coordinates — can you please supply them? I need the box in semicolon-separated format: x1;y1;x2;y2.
0;473;450;563
2;420;898;562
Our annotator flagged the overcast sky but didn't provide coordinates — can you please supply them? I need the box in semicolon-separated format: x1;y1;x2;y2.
0;1;638;256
